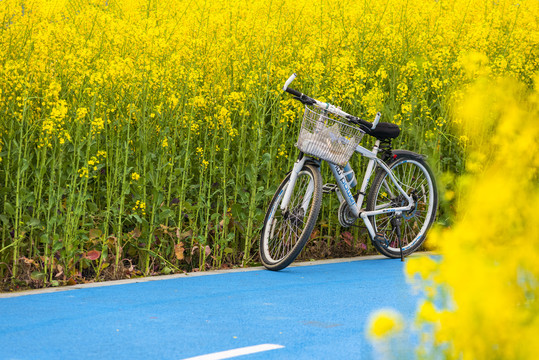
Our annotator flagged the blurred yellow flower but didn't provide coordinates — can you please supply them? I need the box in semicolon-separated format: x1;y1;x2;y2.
367;309;404;339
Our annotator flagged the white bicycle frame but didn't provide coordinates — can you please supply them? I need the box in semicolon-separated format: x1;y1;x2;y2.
280;143;414;241
279;73;414;241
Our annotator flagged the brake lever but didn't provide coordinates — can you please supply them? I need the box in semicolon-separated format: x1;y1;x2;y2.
347;115;372;133
372;112;381;130
293;96;316;106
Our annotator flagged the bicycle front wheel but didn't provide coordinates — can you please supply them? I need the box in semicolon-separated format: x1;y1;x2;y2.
259;164;322;271
366;154;438;258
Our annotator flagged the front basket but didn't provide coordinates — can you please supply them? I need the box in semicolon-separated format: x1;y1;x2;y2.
296;106;364;166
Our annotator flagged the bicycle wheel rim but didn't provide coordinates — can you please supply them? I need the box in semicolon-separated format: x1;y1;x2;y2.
371;159;435;253
261;169;316;264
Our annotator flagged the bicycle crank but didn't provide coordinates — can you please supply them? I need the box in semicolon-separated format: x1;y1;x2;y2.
338;201;357;227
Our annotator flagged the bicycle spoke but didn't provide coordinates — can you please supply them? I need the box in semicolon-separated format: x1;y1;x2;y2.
381;178;395;199
403;220;414;244
377;215;392;232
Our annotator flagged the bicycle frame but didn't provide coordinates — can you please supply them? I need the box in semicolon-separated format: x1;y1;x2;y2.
279;139;414;241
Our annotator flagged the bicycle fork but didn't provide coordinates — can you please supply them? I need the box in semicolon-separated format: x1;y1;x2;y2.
280;155;309;212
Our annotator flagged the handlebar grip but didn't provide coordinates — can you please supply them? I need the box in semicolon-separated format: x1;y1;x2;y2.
347;115;372;128
285;87;302;97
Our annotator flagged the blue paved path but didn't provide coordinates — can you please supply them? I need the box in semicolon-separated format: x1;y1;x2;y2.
0;257;422;359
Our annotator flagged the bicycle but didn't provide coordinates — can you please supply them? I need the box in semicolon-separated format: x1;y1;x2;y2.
259;73;438;271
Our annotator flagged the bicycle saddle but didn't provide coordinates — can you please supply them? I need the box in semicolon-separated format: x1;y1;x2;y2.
366;122;400;140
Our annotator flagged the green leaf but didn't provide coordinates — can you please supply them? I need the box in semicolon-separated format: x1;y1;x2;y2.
158;209;173;222
245;164;257;183
28;217;41;227
230;204;246;219
87;202;98;213
31;271;45;281
0;215;8;225
265;186;278;197
20;158;30;172
261;152;271;165
89;228;102;239
3;202;15;216
41;233;51;244
52;241;63;253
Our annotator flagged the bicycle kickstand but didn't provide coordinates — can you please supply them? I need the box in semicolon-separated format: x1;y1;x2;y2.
391;214;404;262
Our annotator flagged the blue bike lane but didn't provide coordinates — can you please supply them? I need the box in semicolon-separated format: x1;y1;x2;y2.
0;256;423;360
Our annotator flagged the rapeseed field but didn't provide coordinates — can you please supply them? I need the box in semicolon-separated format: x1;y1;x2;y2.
1;0;537;292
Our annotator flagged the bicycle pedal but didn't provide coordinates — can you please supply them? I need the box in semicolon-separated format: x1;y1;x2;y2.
322;183;338;193
373;232;389;247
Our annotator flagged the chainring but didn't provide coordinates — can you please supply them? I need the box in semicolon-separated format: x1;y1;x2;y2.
338;201;357;227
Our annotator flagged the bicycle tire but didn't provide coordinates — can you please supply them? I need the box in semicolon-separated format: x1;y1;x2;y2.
259;164;322;271
366;153;438;258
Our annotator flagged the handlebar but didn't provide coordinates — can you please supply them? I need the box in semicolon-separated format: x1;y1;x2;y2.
282;73;379;131
283;73;297;92
285;87;301;97
283;73;316;105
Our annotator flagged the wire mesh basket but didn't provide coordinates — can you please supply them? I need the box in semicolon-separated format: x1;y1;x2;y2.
296;106;365;166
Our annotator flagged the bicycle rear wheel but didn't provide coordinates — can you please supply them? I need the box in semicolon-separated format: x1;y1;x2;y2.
366;154;438;258
259;164;322;271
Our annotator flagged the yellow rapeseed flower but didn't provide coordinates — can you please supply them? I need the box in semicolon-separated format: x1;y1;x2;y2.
367;309;404;340
78;167;89;178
